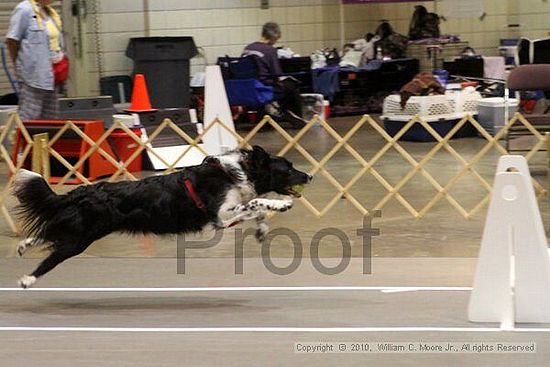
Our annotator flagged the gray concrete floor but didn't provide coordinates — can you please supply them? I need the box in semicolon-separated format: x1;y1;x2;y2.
0;116;549;366
2;331;548;367
1;258;549;366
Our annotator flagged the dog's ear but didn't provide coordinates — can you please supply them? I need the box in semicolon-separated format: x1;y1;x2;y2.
252;145;267;154
202;156;216;164
250;145;269;167
202;156;220;167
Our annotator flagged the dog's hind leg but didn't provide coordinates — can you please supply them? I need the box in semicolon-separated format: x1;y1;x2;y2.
17;237;44;257
18;240;92;288
255;215;269;243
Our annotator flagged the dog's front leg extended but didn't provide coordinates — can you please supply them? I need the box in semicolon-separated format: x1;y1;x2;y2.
245;198;294;213
219;198;293;228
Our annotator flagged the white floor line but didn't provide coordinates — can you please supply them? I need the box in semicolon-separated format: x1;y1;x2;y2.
0;286;473;292
0;326;549;333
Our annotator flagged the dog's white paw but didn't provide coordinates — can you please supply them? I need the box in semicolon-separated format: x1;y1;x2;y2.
18;275;36;289
268;200;293;212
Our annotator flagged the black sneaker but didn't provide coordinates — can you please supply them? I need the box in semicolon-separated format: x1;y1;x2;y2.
265;102;284;119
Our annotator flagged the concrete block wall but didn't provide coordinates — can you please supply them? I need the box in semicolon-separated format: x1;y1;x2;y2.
515;0;550;40
341;0;549;58
87;0;340;95
78;0;550;96
342;0;511;57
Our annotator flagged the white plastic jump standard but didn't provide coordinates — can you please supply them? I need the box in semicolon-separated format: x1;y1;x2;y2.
469;155;550;325
203;65;238;154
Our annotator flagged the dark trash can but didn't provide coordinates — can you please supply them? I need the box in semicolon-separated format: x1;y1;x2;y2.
100;75;133;104
126;37;198;108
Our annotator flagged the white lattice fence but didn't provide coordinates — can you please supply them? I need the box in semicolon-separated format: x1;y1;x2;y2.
0;111;548;235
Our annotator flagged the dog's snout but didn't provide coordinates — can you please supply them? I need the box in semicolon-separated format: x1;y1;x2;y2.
306;173;313;182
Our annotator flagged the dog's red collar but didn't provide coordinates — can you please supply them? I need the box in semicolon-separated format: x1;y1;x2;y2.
184;178;207;213
183;157;242;214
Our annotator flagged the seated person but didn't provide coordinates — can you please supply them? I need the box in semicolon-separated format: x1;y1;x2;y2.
242;22;306;128
362;33;378;63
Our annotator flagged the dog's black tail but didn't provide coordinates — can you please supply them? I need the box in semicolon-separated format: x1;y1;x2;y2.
12;169;62;238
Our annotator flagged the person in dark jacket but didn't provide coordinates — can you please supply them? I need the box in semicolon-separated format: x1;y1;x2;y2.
243;22;306;128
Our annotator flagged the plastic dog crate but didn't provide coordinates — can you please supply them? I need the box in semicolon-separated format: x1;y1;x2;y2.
477;97;519;135
446;90;482;115
382;115;477;142
381;94;479;142
383;94;453;117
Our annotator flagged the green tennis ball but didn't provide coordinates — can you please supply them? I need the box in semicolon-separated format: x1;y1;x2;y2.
292;184;305;193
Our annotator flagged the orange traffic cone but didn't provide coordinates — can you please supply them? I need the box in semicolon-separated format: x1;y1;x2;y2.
125;74;157;112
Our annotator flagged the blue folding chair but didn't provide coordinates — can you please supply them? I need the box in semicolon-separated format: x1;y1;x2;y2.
217;56;274;122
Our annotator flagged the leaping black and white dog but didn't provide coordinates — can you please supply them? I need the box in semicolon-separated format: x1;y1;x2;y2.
12;146;311;288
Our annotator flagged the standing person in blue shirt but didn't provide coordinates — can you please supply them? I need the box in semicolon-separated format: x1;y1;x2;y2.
5;0;65;121
243;22;306;128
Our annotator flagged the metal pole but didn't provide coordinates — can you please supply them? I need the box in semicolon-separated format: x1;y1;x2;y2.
40;134;50;181
504;85;509;136
339;0;345;48
31;133;50;178
143;0;150;37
